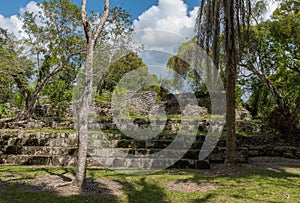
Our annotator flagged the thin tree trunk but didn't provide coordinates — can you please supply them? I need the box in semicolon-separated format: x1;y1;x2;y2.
75;0;109;189
75;44;94;187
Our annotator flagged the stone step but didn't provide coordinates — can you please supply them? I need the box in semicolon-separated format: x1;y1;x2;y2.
91;157;210;170
0;154;209;169
0;154;103;167
88;123;208;132
88;147;248;163
0;132;77;140
87;117;208;131
1;146;77;156
0;137;78;147
89;139;203;150
89;131;207;139
0;154;75;166
89;148;199;158
247;146;297;158
1;136;205;149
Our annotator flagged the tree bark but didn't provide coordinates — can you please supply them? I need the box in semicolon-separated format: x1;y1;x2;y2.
224;0;237;165
75;0;109;189
196;0;252;165
75;44;93;188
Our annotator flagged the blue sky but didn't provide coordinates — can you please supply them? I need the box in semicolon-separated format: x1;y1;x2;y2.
0;0;200;19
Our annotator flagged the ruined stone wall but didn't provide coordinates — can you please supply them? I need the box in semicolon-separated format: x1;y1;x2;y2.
0;130;299;167
1;91;298;168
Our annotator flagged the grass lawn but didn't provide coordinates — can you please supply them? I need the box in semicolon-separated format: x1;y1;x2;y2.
0;162;299;203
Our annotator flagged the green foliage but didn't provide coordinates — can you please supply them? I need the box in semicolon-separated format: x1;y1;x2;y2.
0;104;9;118
252;0;268;21
94;91;111;103
113;65;160;93
242;0;300;132
166;38;210;96
0;0;86;120
0;75;13;104
235;85;244;108
97;53;146;93
0;30;33;106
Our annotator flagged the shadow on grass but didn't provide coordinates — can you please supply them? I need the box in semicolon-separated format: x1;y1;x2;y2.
190;193;215;203
119;177;167;203
41;167;74;182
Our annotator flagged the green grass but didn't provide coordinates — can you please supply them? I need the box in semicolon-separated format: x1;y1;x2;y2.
0;165;300;202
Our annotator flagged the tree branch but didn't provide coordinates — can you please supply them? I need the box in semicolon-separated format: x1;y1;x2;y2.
239;62;284;108
93;0;110;42
10;73;30;102
33;49;85;100
81;0;92;43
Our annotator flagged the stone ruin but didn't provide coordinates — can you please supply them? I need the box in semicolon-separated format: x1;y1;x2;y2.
1;91;299;169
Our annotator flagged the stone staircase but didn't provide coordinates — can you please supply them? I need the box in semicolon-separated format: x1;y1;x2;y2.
1;123;299;169
0;116;213;170
1;91;298;169
86;115;212;170
0;132;78;166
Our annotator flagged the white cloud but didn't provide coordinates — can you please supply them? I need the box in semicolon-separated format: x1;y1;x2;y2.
20;1;41;15
0;1;40;39
133;0;198;53
264;1;280;20
0;14;24;39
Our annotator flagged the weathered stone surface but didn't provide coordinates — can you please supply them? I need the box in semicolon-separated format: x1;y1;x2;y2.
126;91;159;116
0;124;299;168
236;108;252;121
183;104;208;117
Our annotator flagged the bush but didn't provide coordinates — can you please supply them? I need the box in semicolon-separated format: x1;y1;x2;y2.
0;104;9;118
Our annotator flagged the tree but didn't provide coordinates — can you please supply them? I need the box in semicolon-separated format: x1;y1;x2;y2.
94;6;136;94
223;0;237;165
0;28;35;116
240;0;300;136
75;0;109;188
97;53;146;93
0;29;21;105
166;38;209;96
2;0;85;121
196;0;252;164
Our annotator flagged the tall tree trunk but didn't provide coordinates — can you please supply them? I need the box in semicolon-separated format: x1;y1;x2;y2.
75;43;94;187
224;0;237;165
196;0;252;165
75;0;109;189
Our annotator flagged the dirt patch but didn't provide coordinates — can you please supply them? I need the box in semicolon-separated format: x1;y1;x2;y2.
20;174;123;196
166;180;215;192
